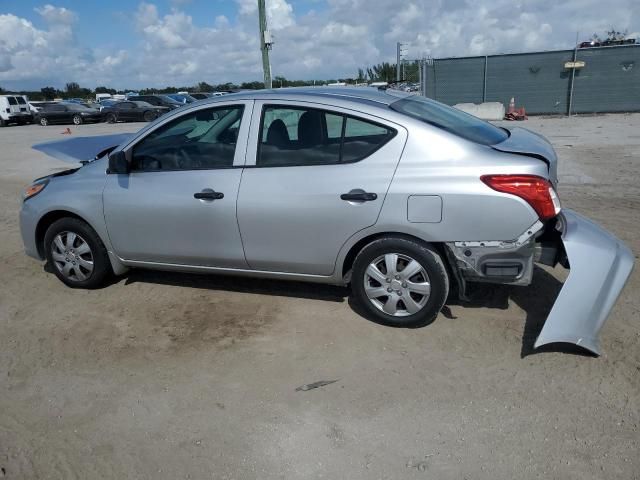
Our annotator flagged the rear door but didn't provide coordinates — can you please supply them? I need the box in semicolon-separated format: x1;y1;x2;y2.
116;102;136;121
237;100;407;275
45;104;68;123
15;96;29;114
7;96;20;115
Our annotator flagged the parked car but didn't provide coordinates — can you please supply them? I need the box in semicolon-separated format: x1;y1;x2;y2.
127;95;183;110
0;95;33;126
101;101;168;123
35;103;103;126
97;99;121;110
61;100;97;109
189;92;212;100
166;93;197;104
20;88;634;355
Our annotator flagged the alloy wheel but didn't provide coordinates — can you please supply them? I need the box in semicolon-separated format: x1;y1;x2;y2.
50;231;94;281
363;253;431;316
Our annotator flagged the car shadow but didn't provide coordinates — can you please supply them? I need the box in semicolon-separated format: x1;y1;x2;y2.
50;262;591;357
451;266;595;358
123;269;350;303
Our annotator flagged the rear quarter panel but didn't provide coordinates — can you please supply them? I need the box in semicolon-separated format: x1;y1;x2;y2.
377;123;548;242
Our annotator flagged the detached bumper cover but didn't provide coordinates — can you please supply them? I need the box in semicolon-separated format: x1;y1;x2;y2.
535;209;634;355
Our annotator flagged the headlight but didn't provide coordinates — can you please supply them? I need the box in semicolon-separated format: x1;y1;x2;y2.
23;178;49;201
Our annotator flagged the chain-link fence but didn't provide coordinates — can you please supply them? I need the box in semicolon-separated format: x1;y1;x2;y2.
405;44;640;115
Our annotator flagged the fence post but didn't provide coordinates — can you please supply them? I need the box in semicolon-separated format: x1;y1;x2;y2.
483;55;488;102
422;60;427;97
568;32;579;116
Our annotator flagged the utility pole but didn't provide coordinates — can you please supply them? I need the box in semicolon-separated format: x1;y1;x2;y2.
396;42;401;81
258;0;272;89
396;42;408;81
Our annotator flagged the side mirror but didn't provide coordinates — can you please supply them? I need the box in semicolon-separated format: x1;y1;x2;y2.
108;151;130;174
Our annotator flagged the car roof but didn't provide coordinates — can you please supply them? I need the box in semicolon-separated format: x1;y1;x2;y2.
187;87;413;113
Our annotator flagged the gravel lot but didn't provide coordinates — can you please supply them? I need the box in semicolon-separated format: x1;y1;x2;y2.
0;114;638;479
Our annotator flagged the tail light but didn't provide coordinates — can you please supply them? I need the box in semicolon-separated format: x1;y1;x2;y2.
481;174;561;220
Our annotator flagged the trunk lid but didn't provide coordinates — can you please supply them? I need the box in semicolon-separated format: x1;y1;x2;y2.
492;127;558;185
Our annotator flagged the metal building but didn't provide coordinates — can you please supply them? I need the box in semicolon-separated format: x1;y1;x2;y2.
419;44;640;115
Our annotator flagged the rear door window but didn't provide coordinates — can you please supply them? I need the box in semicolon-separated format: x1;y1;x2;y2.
258;105;396;167
342;117;395;163
16;97;26;105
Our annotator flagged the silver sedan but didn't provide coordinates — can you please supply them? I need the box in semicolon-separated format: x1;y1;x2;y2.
20;87;634;355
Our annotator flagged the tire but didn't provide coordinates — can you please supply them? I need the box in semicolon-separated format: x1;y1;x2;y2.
106;113;117;123
72;114;82;125
351;237;449;328
44;217;112;289
143;110;155;122
39;117;48;126
0;118;5;127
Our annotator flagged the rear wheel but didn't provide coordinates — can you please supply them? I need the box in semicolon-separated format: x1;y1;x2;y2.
143;110;155;122
0;118;5;127
72;114;82;125
106;113;117;123
44;217;112;289
39;117;48;126
351;237;449;328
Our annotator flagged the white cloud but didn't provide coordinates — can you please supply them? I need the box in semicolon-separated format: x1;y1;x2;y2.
0;0;638;89
34;4;77;25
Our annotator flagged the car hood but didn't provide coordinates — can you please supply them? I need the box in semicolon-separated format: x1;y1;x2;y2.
492;127;558;185
32;133;133;164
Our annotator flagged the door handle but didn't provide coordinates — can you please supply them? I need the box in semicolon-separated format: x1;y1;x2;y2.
340;190;377;202
194;190;224;200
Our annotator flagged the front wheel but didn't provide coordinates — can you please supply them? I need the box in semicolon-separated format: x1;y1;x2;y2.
44;217;112;289
143;110;155;122
351;237;449;328
105;113;116;123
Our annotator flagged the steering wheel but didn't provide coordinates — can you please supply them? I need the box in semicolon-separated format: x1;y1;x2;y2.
176;146;200;169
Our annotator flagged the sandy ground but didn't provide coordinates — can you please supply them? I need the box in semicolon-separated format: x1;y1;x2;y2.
0;114;638;479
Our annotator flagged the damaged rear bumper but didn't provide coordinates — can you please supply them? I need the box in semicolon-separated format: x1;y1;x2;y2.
534;209;634;355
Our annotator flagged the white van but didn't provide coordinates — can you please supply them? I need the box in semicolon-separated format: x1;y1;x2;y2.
0;95;33;126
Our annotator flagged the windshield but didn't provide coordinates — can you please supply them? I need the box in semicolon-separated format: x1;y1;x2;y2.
389;95;508;146
160;95;182;105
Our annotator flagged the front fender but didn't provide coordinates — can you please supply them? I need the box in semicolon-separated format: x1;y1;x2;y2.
534;209;634;355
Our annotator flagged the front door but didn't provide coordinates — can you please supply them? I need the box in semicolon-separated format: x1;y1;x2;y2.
237;101;407;275
103;102;252;268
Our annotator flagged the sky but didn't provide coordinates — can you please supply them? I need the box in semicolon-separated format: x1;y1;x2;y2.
0;0;638;90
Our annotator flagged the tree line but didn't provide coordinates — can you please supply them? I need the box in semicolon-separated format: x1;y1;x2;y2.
0;62;405;101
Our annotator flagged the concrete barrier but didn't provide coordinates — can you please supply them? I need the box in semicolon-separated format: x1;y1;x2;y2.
454;102;505;121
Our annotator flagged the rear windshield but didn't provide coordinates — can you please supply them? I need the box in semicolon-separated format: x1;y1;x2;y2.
389;95;508;146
